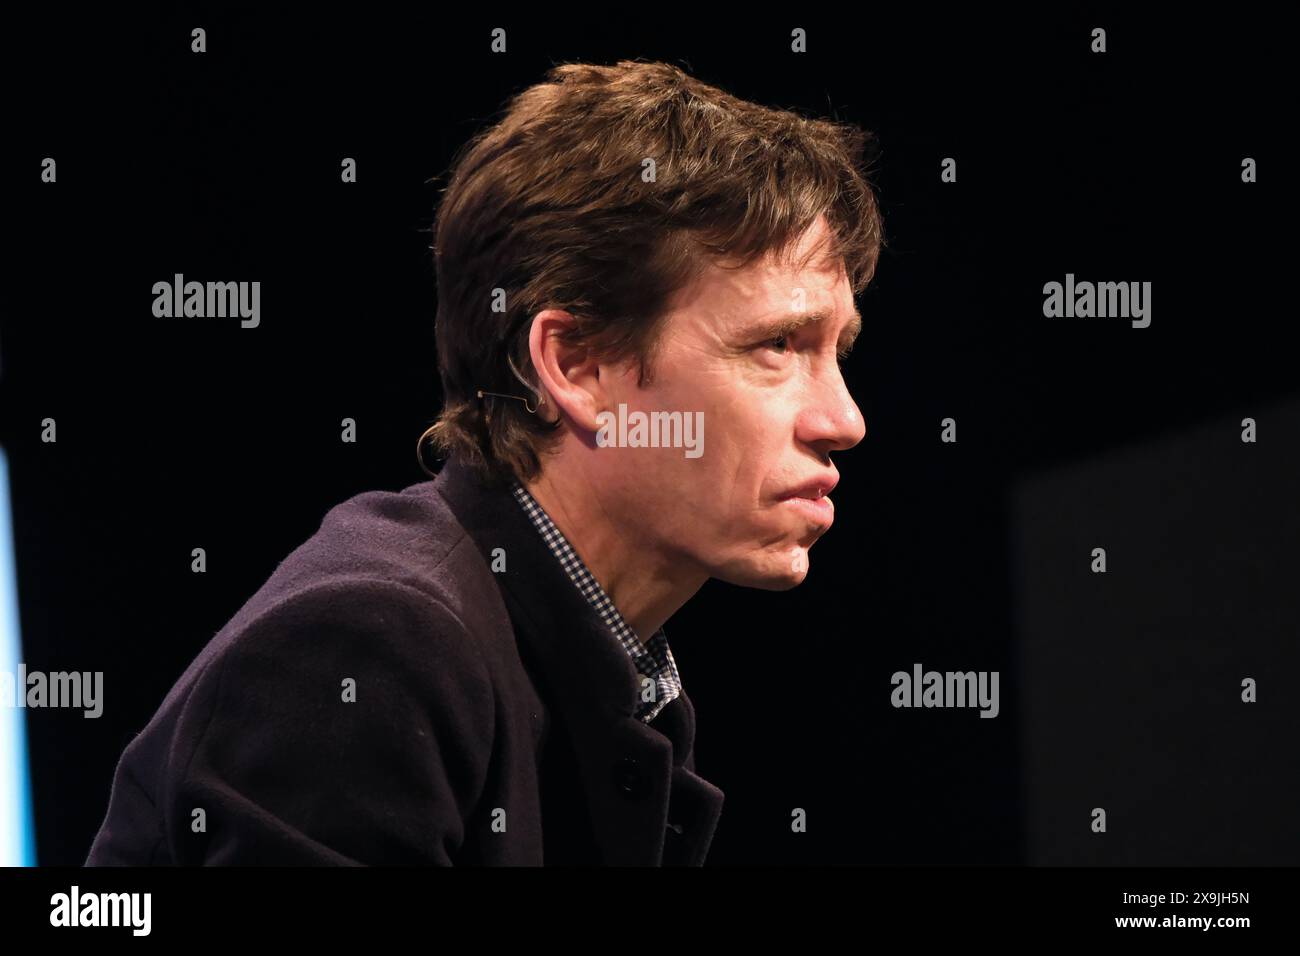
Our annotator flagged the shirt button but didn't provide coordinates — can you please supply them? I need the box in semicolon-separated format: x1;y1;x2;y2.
612;756;651;799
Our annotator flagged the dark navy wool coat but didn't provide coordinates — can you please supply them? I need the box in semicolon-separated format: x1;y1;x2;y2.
85;456;724;865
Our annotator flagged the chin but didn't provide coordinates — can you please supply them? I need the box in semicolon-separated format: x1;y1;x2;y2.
715;547;812;590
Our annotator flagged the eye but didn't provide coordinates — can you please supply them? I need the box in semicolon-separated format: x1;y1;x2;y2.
764;334;791;353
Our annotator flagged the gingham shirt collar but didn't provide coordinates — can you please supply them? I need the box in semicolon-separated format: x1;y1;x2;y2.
510;480;682;723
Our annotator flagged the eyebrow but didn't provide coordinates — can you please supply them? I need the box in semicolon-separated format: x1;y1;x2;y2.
754;309;863;353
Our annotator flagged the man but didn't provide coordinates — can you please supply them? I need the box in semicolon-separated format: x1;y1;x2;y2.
85;59;883;866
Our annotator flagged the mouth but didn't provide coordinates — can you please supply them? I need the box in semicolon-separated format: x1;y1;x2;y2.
777;472;839;528
780;492;835;527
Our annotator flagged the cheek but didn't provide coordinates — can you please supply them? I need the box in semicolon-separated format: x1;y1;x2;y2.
638;367;790;506
676;451;769;531
691;397;790;499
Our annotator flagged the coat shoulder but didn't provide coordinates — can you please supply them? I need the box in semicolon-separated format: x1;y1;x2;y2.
85;481;524;865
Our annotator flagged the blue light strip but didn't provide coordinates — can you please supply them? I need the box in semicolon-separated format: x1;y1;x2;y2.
0;446;37;865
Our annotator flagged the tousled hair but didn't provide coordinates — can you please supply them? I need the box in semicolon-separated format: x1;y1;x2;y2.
426;59;885;483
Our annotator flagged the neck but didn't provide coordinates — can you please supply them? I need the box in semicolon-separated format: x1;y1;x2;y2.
523;462;706;642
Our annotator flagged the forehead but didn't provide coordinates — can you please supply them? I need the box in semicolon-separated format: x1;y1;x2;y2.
670;229;855;333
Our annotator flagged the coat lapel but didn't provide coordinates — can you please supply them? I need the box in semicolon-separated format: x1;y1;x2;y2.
432;456;723;865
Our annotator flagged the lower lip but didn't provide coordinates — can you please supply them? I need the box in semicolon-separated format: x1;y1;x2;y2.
782;495;834;525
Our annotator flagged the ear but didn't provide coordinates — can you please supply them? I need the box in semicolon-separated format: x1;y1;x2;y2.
527;309;612;433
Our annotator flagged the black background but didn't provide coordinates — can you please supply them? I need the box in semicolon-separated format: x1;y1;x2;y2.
2;7;1295;865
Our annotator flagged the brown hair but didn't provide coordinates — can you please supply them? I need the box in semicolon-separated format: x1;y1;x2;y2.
426;59;885;483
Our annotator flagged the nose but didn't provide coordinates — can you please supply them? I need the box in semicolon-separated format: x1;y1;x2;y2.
797;362;867;453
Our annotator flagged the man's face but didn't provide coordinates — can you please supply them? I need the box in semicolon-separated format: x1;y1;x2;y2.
592;216;867;588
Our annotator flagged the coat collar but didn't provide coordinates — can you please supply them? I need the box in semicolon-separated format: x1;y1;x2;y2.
431;455;724;865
